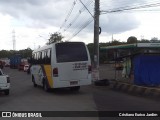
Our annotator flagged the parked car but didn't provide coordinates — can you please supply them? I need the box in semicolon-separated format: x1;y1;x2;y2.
18;64;25;71
5;63;10;67
24;65;29;72
0;69;10;95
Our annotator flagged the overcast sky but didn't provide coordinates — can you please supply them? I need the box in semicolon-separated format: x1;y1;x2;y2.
0;0;160;50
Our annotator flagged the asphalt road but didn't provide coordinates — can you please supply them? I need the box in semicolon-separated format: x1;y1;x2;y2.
0;67;160;120
1;67;98;120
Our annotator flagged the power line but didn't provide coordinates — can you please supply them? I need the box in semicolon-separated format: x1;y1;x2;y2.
79;0;94;18
60;0;160;42
100;0;160;15
101;2;160;14
58;0;78;32
62;0;93;33
104;9;160;14
64;14;93;40
60;0;94;41
65;18;93;41
100;0;160;8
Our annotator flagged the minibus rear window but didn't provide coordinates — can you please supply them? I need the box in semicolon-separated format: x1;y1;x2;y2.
56;42;88;63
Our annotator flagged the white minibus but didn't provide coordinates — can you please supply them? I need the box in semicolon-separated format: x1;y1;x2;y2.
30;42;92;91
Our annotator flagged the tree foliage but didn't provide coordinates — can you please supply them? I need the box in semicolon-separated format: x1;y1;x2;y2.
150;37;159;43
138;39;150;43
0;48;32;59
109;40;124;46
47;32;64;44
127;36;137;44
87;37;160;64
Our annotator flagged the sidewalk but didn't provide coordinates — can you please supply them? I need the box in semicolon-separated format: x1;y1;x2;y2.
109;79;160;100
99;64;160;100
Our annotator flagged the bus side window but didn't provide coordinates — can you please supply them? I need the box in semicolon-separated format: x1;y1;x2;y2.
0;70;2;75
39;52;42;64
33;53;35;64
42;51;45;64
36;52;39;64
34;53;37;64
36;52;40;64
46;49;51;64
31;54;34;64
44;50;47;64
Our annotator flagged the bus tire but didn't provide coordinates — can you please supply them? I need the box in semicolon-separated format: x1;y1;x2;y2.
70;86;80;91
32;76;37;87
43;80;49;92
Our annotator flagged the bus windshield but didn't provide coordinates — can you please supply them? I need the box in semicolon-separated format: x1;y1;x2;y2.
56;42;88;63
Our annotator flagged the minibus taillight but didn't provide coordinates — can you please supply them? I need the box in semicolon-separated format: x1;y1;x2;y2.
53;68;58;77
88;65;92;74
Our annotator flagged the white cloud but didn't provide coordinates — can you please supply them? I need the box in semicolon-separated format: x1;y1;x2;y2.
0;0;160;50
100;13;140;34
0;14;14;50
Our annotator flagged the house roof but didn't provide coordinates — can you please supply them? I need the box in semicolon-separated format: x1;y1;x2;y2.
100;43;160;50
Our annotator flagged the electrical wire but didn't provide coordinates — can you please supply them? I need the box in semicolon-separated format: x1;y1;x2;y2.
101;1;160;14
58;0;78;32
60;0;94;41
79;0;94;18
65;0;160;41
62;0;93;33
65;18;93;41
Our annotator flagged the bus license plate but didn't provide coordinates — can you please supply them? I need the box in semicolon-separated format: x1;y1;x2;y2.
70;81;78;85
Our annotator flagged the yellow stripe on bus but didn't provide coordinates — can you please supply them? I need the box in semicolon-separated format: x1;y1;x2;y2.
44;65;53;88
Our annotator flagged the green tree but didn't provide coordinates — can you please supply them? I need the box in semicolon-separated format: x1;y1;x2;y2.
47;32;64;44
138;39;150;43
127;36;137;44
18;48;33;58
109;40;123;46
0;48;33;59
150;37;159;43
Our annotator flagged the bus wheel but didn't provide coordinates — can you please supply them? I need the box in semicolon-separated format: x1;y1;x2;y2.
43;80;49;92
70;86;80;91
32;77;37;87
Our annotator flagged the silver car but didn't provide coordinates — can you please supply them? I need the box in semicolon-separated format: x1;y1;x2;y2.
0;69;10;95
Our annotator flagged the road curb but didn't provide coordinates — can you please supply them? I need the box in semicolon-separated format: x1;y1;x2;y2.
121;84;130;92
109;80;160;100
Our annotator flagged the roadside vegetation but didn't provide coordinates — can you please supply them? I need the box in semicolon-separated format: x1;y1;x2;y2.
0;35;159;62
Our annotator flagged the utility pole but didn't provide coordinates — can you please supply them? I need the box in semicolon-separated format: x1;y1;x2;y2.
12;30;16;50
93;0;100;81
